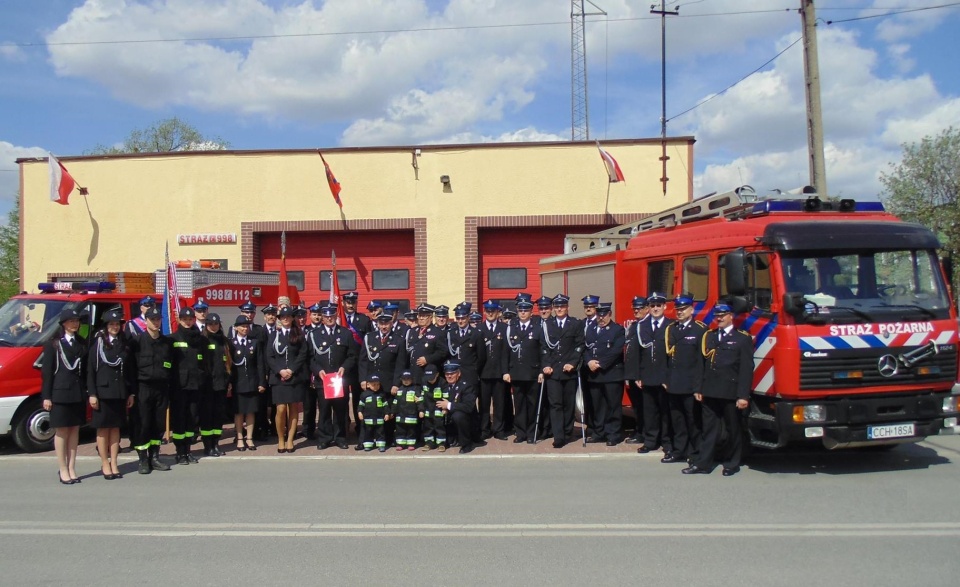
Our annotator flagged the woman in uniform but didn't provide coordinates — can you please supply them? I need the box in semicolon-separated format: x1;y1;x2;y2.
230;315;265;451
201;313;231;457
87;308;133;479
41;308;87;485
266;306;308;453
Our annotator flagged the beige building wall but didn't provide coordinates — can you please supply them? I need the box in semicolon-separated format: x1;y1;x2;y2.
18;139;694;302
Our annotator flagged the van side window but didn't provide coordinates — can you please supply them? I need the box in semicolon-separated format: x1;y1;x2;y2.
718;252;772;311
647;260;675;298
682;256;709;301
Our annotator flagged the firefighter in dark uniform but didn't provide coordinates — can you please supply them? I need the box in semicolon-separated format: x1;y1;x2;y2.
505;299;542;444
301;302;324;440
580;294;601;437
685;302;753;476
436;361;485;454
170;307;210;465
307;304;357;449
200;313;231;457
192;298;209;331
664;294;706;464
479;300;510;440
123;295;157;450
358;312;405;450
420;366;448;451
228;301;265;342
341;291;371;436
447;302;484;385
401;304;447;384
540;294;584;449
41;308;87;485
254;304;279;440
585;303;625;445
229;314;265;452
434;304;451;333
624;296;649;444
385;303;407;336
534;296;553;326
126;306;174;474
366;300;383;322
636;292;675;456
357;374;391;452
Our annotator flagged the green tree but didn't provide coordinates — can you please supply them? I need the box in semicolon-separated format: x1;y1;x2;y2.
880;127;960;292
0;197;20;303
86;117;230;154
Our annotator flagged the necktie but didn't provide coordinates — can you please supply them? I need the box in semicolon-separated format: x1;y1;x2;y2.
718;330;725;342
239;338;246;346
460;329;466;337
521;324;526;332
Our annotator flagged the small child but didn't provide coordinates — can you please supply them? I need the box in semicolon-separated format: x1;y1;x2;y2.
420;366;448;452
357;374;391;452
393;370;425;451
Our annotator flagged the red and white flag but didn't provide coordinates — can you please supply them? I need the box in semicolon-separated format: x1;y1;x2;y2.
597;143;625;183
48;154;77;205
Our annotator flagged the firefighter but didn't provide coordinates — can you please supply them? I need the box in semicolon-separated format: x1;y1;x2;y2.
358;311;405;450
436;361;484;454
401;304;447;384
585;303;625;445
420;366;448;451
366;300;383;321
126;306;174;474
228;301;264;342
392;370;424;450
534;296;553;326
192;298;209;331
434;304;451;333
504;299;542;444
341;291;371;437
302;302;324;440
254;304;279;440
87;308;133;480
624;296;649;444
684;303;753;476
267;306;308;453
540;294;584;449
580;294;601;438
200;313;230;457
664;294;706;464
123;295;157;450
635;292;675;457
41;308;87;485
357;374;390;452
479;300;510;440
306;304;357;450
447;302;483;385
229;314;265;452
170;307;210;465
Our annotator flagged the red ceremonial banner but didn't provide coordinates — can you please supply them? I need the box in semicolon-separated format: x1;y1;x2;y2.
322;372;345;400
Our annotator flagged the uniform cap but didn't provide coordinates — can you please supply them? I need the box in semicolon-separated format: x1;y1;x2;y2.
647;292;667;304
516;300;534;311
376;313;393;323
416;303;436;315
454;303;471;318
581;294;600;306
366;300;382;312
404;311;418;321
261;304;278;315
631;296;648;309
501;309;517;320
713;302;733;314
239;301;257;313
469;312;482;322
674;294;694;309
207;313;222;324
294;306;308;318
435;305;450;316
596;302;613;315
552;294;570;305
514;292;533;303
342;291;359;301
309;302;323;313
400;370;413;379
234;315;252;326
443;361;461;373
178;308;196;319
192;299;209;311
320;305;337;317
423;366;438;378
145;307;162;320
384;303;400;313
536;296;553;308
101;308;124;323
139;296;157;306
277;306;295;318
482;299;501;311
368;374;380;383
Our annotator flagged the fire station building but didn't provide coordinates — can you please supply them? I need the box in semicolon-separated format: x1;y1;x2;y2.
18;138;694;310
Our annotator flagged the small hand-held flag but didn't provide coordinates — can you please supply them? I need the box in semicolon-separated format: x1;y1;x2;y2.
318;151;342;208
597;142;625;183
48;154;86;205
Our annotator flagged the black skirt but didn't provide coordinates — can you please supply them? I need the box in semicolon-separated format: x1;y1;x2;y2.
234;391;260;415
50;401;86;428
271;382;304;405
91;398;127;429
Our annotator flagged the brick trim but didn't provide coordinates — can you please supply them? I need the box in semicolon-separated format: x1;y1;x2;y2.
241;218;428;303
463;213;651;305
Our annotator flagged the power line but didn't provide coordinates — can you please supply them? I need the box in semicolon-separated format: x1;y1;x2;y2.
824;1;960;24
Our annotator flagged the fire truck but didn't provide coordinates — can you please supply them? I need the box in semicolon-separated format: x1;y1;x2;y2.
0;268;278;452
540;186;960;449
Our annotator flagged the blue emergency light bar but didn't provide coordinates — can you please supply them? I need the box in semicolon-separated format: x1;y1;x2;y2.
751;198;885;215
38;281;117;293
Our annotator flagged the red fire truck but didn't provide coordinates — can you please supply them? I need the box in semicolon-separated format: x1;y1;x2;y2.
540;186;960;449
0;269;278;452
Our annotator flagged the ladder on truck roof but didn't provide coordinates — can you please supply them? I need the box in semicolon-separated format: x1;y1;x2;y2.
563;185;759;255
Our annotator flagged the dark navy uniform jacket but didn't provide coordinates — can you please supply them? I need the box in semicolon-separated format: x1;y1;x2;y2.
665;319;707;395
306;325;357;377
479;321;510;379
87;333;129;401
638;316;673;386
586;321;625;383
41;335;87;403
623;317;648;381
266;329;309;387
229;334;265;394
506;320;541;381
402;324;448;379
540;316;584;382
447;325;485;383
701;327;754;400
171;326;211;391
358;329;405;389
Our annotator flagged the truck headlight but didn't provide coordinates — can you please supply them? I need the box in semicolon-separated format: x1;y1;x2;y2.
943;396;959;413
793;405;826;423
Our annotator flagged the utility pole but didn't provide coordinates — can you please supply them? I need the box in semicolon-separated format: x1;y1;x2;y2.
801;0;828;196
571;0;607;141
651;1;678;196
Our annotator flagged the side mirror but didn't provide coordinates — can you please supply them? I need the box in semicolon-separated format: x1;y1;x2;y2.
728;296;751;315
782;292;805;317
722;248;747;296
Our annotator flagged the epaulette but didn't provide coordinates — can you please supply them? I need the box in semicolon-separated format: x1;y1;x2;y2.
695;320;706;327
737;329;752;337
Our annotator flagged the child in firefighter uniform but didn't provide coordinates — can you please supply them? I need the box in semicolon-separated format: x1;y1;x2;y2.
420;366;448;452
357;374;391;452
392;370;425;451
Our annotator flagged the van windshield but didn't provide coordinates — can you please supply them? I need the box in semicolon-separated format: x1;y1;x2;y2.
0;298;69;348
781;250;950;323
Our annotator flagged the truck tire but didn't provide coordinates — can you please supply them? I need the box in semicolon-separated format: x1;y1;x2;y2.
11;396;55;453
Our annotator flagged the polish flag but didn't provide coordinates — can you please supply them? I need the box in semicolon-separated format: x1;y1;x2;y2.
597;144;625;183
48;154;77;205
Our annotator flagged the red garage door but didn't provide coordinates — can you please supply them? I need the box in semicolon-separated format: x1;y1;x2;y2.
260;231;416;311
478;225;610;307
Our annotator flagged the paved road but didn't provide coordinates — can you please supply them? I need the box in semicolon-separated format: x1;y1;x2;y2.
2;435;959;586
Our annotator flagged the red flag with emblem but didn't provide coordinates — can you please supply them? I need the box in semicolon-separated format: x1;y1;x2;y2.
319;151;343;208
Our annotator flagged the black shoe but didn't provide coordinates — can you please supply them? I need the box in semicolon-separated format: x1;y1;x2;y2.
176;455;189;465
137;451;151;475
475;440;488;448
493;432;509;441
681;465;711;475
722;467;740;477
513;437;526;444
636;445;657;454
58;472;77;485
459;443;476;454
480;431;493;440
149;450;171;471
552;440;565;449
186;452;199;463
354;443;363;451
211;446;222;457
335;440;348;449
527;439;537;445
661;454;684;464
585;436;604;444
625;437;642;444
305;431;316;440
606;440;619;447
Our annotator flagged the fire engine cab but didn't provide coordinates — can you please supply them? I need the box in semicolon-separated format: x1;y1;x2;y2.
540;186;960;449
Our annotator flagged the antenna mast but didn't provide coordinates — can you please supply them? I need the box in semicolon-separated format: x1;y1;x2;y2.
571;0;607;141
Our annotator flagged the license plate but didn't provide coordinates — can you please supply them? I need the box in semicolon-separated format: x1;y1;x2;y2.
867;423;915;440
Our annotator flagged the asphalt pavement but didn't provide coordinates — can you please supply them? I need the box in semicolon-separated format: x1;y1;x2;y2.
2;434;960;585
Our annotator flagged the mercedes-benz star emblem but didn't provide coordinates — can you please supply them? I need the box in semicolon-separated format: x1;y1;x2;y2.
877;355;899;378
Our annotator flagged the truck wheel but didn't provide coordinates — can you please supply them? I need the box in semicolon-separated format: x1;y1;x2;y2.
11;397;55;453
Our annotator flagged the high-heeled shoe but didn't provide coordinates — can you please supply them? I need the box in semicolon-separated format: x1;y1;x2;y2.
278;446;287;453
236;437;247;452
245;438;257;451
102;470;116;480
58;472;77;485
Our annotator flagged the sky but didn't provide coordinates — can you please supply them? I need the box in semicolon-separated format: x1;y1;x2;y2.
1;0;958;219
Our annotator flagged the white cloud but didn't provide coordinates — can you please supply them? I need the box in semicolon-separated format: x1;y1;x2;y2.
0;141;48;207
869;0;946;43
0;44;26;62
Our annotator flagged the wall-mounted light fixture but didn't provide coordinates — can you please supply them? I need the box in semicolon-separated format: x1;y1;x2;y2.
440;175;450;185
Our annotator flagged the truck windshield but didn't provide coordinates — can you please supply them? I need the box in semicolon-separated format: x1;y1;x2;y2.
781;250;950;322
0;298;69;348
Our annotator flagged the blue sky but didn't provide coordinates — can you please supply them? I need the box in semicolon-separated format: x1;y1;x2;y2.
2;0;958;218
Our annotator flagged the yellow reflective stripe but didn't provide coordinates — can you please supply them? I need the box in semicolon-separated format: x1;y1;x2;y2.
162;362;172;368
197;354;204;360
170;433;187;440
184;431;195;438
150;439;162;446
173;342;188;348
207;344;216;350
134;442;152;451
